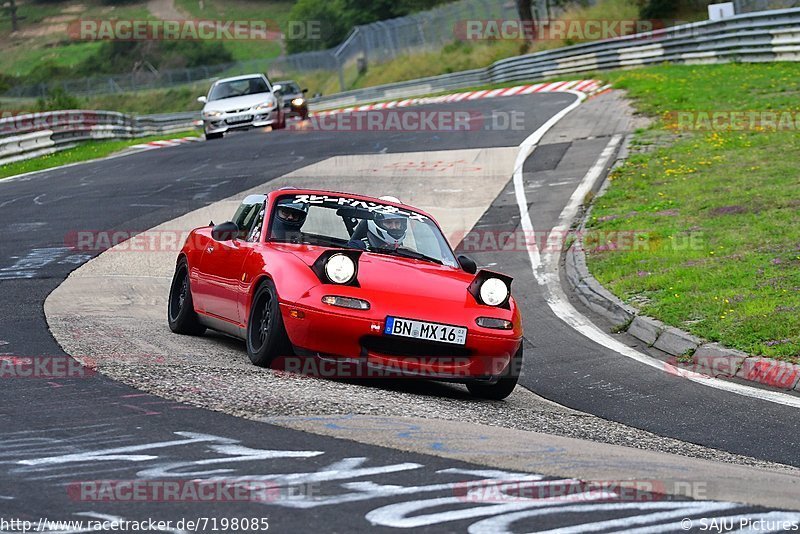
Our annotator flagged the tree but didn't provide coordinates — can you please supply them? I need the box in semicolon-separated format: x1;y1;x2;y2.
515;0;536;42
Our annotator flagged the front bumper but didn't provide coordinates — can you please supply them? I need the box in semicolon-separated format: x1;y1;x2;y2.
203;108;278;134
280;301;521;381
283;102;308;118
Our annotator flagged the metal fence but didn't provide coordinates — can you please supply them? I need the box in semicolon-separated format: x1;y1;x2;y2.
308;7;800;110
3;0;541;98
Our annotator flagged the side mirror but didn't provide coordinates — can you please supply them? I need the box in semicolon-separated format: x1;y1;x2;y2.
302;88;308;93
211;221;239;241
197;96;207;104
458;255;477;274
272;84;282;93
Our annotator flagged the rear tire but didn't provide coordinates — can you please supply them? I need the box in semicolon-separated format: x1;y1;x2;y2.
467;345;522;400
167;259;206;336
246;279;291;367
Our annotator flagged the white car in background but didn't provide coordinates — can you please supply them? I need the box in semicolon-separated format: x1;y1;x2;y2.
198;74;286;139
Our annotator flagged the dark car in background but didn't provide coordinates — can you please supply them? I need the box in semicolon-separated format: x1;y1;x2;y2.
274;80;309;120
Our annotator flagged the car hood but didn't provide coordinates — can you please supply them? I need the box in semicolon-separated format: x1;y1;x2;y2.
204;93;275;113
285;246;477;305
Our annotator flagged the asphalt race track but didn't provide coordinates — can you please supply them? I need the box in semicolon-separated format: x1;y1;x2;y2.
1;92;799;532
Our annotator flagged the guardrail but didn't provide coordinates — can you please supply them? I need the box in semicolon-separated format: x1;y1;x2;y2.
309;7;800;110
0;111;198;166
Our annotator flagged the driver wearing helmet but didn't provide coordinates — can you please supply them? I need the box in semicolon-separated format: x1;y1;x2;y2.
366;212;408;250
271;199;309;241
347;195;409;250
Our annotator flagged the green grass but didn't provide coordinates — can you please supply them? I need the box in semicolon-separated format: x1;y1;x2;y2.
0;130;200;180
175;0;294;61
83;83;209;114
584;63;800;364
0;0;292;78
0;42;105;78
290;0;653;94
0;1;155;76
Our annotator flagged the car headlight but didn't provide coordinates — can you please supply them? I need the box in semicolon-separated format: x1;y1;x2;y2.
479;278;509;307
254;100;276;111
291;98;305;107
324;254;356;284
203;110;222;118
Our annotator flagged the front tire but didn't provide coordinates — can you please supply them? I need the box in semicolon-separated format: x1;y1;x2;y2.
273;110;286;130
205;131;223;140
168;259;206;336
467;345;523;400
246;279;290;367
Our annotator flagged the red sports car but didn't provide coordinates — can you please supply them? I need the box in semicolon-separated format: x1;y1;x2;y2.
167;189;523;399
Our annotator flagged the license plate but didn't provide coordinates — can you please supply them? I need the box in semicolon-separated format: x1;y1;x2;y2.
384;317;467;346
228;114;253;123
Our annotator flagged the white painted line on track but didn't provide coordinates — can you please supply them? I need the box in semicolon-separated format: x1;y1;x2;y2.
512;90;588;273
512;96;800;410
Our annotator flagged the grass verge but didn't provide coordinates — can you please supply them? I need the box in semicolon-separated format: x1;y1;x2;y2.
584;62;800;364
0;130;200;180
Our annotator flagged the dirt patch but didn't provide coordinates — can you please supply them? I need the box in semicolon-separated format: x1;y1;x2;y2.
15;23;69;38
710;205;748;216
63;4;87;14
147;0;190;20
42;15;77;24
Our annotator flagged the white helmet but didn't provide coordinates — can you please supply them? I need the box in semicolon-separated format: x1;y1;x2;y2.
367;212;407;250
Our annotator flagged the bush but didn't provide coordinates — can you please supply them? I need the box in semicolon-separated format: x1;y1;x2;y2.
639;0;677;18
35;86;80;111
286;0;455;54
77;41;233;75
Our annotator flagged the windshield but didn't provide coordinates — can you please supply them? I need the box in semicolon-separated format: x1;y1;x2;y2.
277;81;300;94
208;77;270;101
269;193;459;268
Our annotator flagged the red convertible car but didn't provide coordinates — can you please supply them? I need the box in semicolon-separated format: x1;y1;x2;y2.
168;189;523;399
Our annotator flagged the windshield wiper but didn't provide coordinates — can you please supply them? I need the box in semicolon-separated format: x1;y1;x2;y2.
371;247;443;265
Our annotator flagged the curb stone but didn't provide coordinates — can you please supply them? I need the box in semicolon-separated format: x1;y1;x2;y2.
736;358;800;391
565;244;636;326
564;134;800;395
627;316;665;347
692;343;748;378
